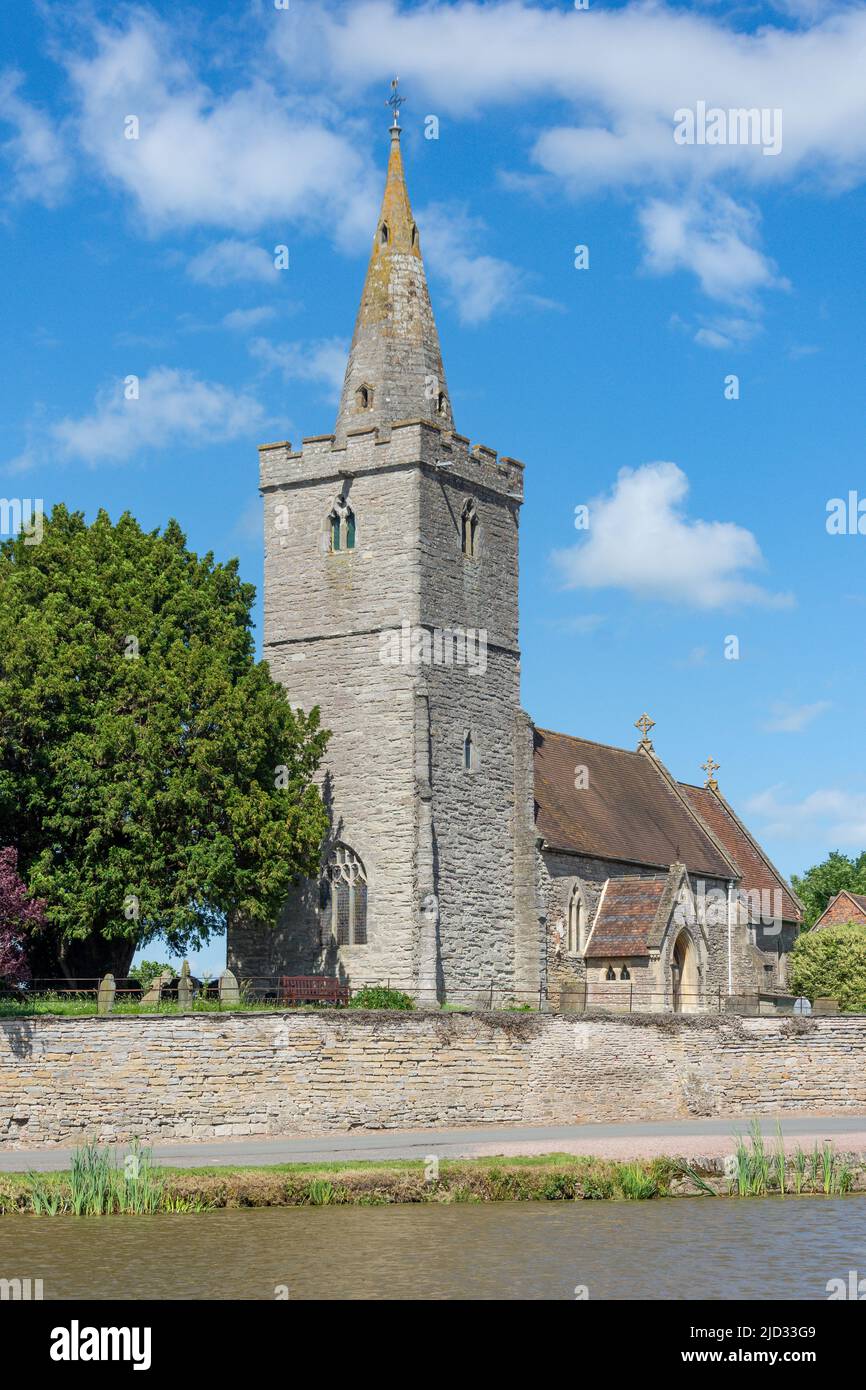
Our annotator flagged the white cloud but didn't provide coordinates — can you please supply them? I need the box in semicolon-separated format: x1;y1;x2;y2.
249;337;347;397
286;0;866;314
49;367;266;465
188;240;279;287
552;461;791;609
639;194;787;306
419;203;550;325
302;1;866;191
762;700;832;733
64;15;377;246
747;785;866;844
0;69;70;205
222;306;277;332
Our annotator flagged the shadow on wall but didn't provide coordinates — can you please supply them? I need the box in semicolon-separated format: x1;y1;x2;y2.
0;1018;35;1059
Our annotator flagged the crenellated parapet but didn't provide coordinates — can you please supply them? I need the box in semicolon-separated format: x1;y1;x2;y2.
258;419;525;503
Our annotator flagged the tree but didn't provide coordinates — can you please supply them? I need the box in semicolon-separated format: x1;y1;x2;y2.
128;960;173;991
790;922;866;1012
791;850;866;927
0;507;329;980
0;846;44;983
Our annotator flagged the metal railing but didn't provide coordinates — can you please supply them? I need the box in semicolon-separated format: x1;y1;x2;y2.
0;975;548;1012
0;977;843;1017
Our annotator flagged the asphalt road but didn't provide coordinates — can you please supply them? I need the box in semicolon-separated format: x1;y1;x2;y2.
3;1112;866;1171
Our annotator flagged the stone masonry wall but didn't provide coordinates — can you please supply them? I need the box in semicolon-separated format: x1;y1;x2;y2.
2;1011;864;1148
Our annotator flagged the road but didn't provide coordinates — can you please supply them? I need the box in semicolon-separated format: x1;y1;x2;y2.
3;1112;866;1170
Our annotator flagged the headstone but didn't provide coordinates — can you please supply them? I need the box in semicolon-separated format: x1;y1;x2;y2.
177;960;194;1011
218;969;240;1005
97;973;116;1015
141;969;172;1005
559;981;587;1015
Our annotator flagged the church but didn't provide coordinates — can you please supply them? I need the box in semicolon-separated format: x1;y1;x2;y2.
228;104;802;1013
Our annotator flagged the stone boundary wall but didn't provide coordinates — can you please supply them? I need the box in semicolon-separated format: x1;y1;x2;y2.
1;1011;864;1148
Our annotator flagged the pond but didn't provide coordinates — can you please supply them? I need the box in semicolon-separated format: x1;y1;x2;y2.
2;1197;865;1300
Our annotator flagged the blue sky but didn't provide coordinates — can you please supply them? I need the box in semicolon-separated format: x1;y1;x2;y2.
2;0;865;973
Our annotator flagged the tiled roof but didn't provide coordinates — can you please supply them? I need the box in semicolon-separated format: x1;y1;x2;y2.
584;876;669;958
679;783;801;923
533;729;733;878
813;891;866;928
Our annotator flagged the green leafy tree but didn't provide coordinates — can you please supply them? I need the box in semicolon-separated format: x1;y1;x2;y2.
0;507;329;980
791;850;866;927
790;922;866;1012
128;960;173;991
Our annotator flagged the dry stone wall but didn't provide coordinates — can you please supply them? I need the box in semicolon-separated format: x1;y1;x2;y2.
1;1012;864;1149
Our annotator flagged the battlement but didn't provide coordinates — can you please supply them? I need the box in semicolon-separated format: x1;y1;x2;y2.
258;420;525;503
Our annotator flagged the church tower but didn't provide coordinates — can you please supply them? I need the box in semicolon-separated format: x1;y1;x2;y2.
229;91;542;1003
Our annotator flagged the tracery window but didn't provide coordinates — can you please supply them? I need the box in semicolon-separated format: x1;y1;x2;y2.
324;844;368;946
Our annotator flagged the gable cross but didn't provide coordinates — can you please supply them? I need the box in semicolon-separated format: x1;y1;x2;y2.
635;712;655;750
701;756;720;791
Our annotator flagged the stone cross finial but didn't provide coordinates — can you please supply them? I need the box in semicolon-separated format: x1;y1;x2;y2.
635;712;655;750
701;756;720;790
386;77;405;130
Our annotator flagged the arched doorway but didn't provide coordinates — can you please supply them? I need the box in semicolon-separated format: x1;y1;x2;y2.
671;930;698;1013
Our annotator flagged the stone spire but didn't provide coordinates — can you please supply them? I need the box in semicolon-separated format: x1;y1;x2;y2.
334;83;453;445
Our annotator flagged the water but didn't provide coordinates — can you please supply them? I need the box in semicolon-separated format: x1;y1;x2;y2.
1;1199;865;1300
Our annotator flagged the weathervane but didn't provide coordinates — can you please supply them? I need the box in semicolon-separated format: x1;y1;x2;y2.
635;712;655;751
701;756;720;791
386;77;405;130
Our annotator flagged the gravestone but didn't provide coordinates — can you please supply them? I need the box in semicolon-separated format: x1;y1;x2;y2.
813;997;839;1016
218;969;240;1005
177;960;194;1011
141;969;172;1005
97;973;116;1015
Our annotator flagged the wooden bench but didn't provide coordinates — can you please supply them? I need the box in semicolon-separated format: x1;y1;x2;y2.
278;975;350;1007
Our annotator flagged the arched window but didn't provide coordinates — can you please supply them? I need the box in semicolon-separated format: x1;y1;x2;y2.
355;384;372;411
567;886;586;954
411;223;419;248
436;391;447;415
461;499;478;558
605;965;616;981
620;966;631;981
324;844;368;946
380;223;389;244
463;729;476;772
329;495;356;553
